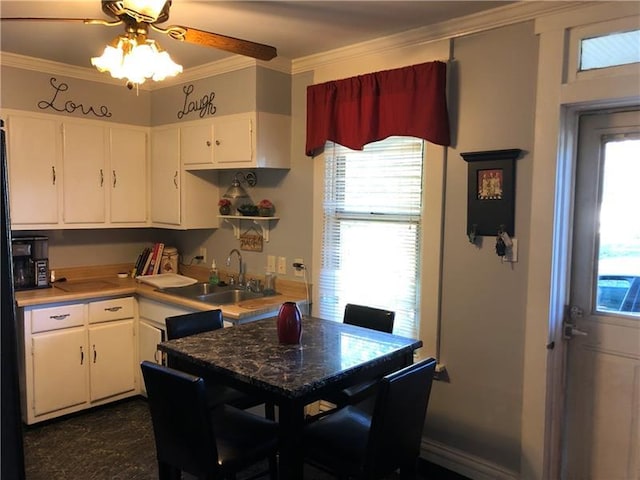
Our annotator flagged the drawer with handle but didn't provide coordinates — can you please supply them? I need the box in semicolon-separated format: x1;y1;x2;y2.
89;297;134;324
31;304;85;333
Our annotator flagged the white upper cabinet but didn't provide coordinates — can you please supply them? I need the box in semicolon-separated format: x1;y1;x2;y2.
4;110;149;229
109;127;148;224
180;112;290;170
150;126;181;226
63;122;147;226
150;126;219;230
62;122;108;224
6;114;61;227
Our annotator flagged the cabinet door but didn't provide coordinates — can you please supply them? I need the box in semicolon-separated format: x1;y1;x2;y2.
213;114;253;166
89;320;136;402
32;328;88;416
181;122;214;167
6;115;60;225
62;122;107;224
138;320;164;396
150;127;181;225
110;128;148;223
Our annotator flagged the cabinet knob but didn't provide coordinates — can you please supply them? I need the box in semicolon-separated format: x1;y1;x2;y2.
206;140;211;147
215;140;221;146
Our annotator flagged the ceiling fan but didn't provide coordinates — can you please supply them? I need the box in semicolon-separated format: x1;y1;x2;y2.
1;0;277;86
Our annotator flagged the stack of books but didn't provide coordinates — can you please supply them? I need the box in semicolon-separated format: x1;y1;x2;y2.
134;243;165;277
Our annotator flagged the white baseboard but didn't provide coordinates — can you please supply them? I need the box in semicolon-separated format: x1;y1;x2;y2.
421;438;519;480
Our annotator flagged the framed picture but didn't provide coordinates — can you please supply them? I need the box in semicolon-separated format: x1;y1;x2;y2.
461;149;522;238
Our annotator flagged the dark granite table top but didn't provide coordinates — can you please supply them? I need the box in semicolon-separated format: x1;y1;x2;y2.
158;316;422;401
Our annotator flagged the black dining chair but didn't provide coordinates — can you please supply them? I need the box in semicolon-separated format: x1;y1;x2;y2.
303;357;437;480
312;304;396;416
343;303;395;334
140;361;279;480
165;310;275;419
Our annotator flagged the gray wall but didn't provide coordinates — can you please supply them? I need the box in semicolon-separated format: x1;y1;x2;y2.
429;22;536;471
0;66;150;125
150;66;291;125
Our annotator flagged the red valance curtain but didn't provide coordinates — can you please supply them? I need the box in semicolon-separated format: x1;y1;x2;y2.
305;61;450;157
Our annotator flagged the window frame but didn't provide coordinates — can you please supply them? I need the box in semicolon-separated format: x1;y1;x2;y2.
567;16;640;83
311;141;446;359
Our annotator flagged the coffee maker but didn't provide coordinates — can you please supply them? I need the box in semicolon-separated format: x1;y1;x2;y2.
11;235;50;290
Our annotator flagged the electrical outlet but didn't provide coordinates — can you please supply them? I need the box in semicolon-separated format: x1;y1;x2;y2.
267;255;276;273
199;247;207;264
277;256;287;275
294;258;304;277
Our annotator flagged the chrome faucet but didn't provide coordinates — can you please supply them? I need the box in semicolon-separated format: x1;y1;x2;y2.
226;249;244;286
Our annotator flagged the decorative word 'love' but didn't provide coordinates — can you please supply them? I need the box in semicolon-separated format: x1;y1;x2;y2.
37;78;112;118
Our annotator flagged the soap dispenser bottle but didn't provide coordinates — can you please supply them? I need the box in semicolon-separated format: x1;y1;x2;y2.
209;260;219;286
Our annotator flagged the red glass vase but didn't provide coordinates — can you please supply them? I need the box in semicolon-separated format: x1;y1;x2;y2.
277;302;302;344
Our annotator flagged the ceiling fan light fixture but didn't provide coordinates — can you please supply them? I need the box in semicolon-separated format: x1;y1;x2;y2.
91;33;182;86
117;0;170;23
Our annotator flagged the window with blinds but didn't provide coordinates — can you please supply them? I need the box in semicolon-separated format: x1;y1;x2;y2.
318;137;424;339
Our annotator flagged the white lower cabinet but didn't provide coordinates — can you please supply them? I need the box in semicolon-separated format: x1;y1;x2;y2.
137;297;196;395
88;320;136;402
138;319;164;396
20;297;137;424
139;320;164;366
32;327;88;416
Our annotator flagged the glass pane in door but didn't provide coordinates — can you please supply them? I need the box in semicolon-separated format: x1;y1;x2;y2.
596;136;640;316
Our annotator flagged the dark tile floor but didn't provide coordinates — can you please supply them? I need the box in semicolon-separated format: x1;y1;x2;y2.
22;397;469;479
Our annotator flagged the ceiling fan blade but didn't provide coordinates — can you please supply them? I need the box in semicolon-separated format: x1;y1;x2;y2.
0;17;87;22
0;17;121;27
173;25;277;61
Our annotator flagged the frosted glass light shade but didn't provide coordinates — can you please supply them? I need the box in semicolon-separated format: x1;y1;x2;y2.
91;35;182;85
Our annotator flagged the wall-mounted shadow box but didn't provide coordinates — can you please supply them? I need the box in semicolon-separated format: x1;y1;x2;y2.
461;149;522;238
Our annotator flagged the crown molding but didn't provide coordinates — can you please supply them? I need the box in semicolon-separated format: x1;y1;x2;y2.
158;55;292;87
0;51;150;89
291;1;586;74
0;49;292;91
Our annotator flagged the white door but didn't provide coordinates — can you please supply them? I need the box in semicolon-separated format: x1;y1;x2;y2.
181;122;214;167
138;320;165;395
213;114;253;166
32;328;88;416
6;114;60;225
88;320;136;402
62;122;107;223
110;127;147;223
150;127;181;225
564;110;640;479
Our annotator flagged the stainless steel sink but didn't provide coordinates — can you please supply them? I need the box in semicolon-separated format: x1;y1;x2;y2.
158;283;264;305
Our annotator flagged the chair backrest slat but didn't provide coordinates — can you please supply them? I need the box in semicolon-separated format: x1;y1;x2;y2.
165;310;224;374
165;309;224;340
343;303;395;334
140;361;220;477
364;358;437;477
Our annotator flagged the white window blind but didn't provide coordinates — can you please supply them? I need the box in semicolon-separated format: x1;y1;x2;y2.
318;137;424;339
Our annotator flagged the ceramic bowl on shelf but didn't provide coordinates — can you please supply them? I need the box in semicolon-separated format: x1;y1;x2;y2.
237;205;259;216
